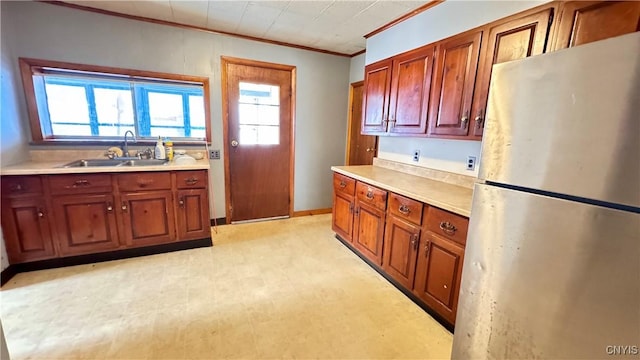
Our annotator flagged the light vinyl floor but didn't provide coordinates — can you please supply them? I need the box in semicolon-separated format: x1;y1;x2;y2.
0;214;452;359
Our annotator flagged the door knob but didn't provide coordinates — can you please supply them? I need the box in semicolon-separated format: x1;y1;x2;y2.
231;140;239;147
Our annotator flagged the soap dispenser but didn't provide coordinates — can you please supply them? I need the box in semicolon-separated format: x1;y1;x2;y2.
154;136;166;160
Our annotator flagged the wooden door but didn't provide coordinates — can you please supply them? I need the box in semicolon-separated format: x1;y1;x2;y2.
388;45;435;135
223;58;294;222
176;189;210;241
1;197;56;263
472;8;553;137
347;81;377;165
53;194;120;256
362;59;392;134
553;1;640;50
353;201;386;265
119;191;175;247
382;216;421;289
332;192;354;242
428;31;482;137
414;232;465;324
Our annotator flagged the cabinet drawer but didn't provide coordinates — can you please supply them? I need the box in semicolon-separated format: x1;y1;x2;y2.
176;170;207;189
356;182;387;211
333;173;355;195
1;176;43;197
118;172;171;191
424;206;469;246
49;174;112;195
389;193;424;225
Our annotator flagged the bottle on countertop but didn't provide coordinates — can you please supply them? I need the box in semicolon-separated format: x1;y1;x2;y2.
154;136;166;160
165;139;174;161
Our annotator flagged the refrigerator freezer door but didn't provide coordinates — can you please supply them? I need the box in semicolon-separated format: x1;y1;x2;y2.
453;184;640;359
480;32;640;208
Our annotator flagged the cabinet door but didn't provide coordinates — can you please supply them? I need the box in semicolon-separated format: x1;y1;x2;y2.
53;194;120;256
119;191;176;247
382;216;421;289
414;232;465;325
472;8;553;137
388;45;435;135
362;59;393;134
176;189;210;241
1;197;56;263
553;1;640;50
332;191;354;242
353;201;386;265
428;31;482;137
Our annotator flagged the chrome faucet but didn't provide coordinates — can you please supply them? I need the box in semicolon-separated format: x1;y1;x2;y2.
123;130;136;157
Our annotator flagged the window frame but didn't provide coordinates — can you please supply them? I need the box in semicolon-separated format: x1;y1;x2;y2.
19;57;211;144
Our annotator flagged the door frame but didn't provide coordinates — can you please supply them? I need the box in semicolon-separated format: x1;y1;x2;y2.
220;56;297;224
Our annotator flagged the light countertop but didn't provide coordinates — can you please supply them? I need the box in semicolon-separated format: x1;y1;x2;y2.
331;165;473;217
1;159;210;176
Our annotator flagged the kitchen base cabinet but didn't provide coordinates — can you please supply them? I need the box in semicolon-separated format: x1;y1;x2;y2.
414;232;465;325
176;189;211;241
382;216;421;289
353;201;386;266
120;191;176;247
332;191;354;242
52;194;120;256
1;197;56;263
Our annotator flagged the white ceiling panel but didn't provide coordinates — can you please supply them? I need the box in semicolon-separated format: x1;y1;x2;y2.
59;0;434;55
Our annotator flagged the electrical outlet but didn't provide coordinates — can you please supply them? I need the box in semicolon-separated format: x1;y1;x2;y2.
412;150;420;162
467;156;476;171
209;149;221;160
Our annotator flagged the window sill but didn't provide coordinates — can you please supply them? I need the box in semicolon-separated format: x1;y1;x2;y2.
30;139;210;147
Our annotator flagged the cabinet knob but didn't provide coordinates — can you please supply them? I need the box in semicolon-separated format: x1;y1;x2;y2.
366;190;374;200
411;234;419;250
398;204;410;215
179;197;185;208
439;221;457;235
121;203;128;212
461;112;469;127
107;202;113;212
37;209;44;218
424;241;430;257
443;284;448;289
11;184;23;192
475;109;484;129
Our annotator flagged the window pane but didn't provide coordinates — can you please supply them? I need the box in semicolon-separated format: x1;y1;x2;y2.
94;88;134;136
189;95;205;128
45;84;90;125
148;92;185;137
51;124;91;136
238;82;280;145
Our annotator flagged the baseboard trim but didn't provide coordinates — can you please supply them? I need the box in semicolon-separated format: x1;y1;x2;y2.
0;237;212;286
292;208;332;217
334;234;454;333
210;217;227;226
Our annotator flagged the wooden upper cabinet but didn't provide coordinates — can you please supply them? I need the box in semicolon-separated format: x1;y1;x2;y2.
553;1;640;50
471;8;554;137
362;59;392;134
428;30;482;138
387;45;435;135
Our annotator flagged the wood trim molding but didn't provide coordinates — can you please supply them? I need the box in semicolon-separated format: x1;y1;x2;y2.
220;57;297;224
40;1;352;58
345;81;364;165
350;49;366;57
292;208;332;217
364;1;445;39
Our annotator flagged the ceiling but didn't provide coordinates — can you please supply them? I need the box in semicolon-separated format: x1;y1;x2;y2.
60;1;432;56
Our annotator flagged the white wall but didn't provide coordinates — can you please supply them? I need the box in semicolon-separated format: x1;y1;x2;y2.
1;1;351;217
349;53;365;83
364;0;549;176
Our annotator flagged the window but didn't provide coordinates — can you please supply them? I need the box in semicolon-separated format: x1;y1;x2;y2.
238;82;280;145
19;58;210;143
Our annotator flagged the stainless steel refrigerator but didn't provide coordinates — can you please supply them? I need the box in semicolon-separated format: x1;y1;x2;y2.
452;32;640;359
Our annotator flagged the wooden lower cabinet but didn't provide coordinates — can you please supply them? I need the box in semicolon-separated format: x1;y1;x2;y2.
1;196;56;263
382;216;421;289
332;191;354;242
353;201;386;266
176;189;210;241
52;194;120;256
414;232;465;325
119;190;176;247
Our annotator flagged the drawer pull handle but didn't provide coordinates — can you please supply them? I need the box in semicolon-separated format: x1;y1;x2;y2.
366;190;374;200
72;180;90;188
11;184;24;192
439;221;457;235
339;181;347;188
185;178;199;185
398;204;410;215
